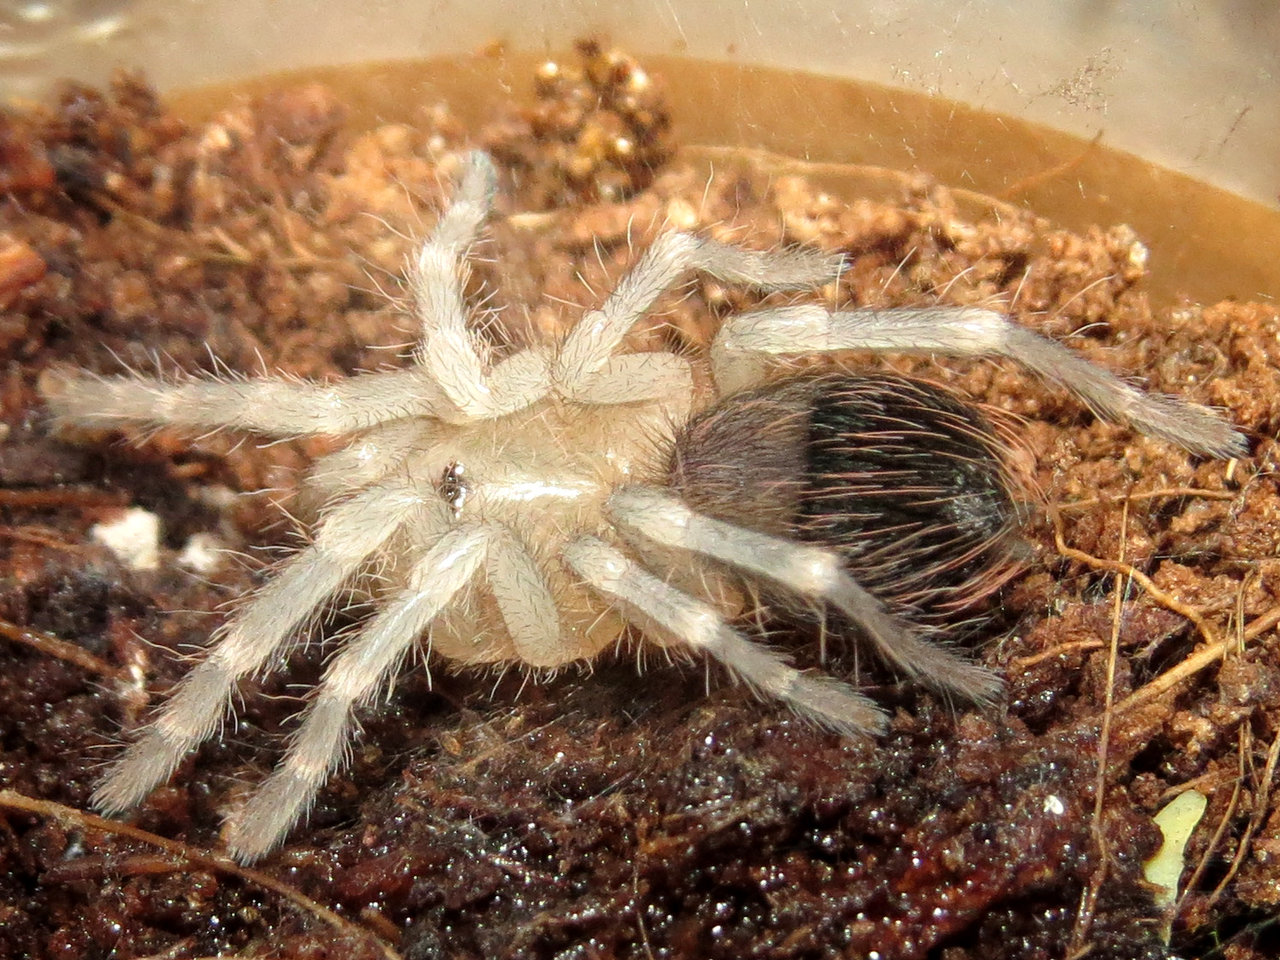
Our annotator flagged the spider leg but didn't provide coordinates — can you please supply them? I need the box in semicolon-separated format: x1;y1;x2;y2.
410;151;495;408
558;353;693;412
92;482;441;816
408;152;554;421
553;233;843;393
42;367;461;438
486;526;562;668
607;487;1003;704
711;304;1246;458
563;536;886;736
225;523;490;862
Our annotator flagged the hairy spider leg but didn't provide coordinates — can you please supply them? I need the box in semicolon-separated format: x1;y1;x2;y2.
43;366;463;438
607;487;1003;704
403;151;559;422
226;523;490;861
409;151;500;416
558;352;696;408
711;305;1247;458
92;483;441;815
552;233;845;398
45;152;537;436
562;536;888;736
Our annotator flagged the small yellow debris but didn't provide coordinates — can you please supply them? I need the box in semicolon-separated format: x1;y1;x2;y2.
1144;789;1208;939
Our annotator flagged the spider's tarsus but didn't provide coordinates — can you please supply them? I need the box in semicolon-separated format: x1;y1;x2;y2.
226;770;318;862
707;624;889;737
92;729;188;816
431;150;498;252
824;578;1005;705
224;696;351;862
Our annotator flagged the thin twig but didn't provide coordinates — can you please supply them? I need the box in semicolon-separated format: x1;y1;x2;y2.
1009;638;1104;670
1051;508;1222;653
1093;500;1128;820
1056;487;1236;513
1115;600;1280;716
1179;727;1246;919
1047;508;1268;718
998;130;1105;200
0;618;131;683
1070;501;1129;953
0;487;128;509
632;869;656;960
1206;727;1280;911
0;790;402;960
0;525;95;553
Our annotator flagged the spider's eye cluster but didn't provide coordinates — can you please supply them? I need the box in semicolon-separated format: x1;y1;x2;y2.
440;460;470;517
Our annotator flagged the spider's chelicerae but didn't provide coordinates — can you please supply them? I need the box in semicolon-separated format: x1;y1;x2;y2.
46;152;1245;862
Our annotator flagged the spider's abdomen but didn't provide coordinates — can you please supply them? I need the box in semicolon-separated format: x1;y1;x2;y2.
668;374;1023;624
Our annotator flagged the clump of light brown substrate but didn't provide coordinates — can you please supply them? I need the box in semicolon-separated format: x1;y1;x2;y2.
2;47;1279;959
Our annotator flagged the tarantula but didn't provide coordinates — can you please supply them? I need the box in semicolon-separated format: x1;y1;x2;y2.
45;152;1245;862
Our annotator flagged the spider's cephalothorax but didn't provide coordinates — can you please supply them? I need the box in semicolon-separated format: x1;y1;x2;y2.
45;152;1246;861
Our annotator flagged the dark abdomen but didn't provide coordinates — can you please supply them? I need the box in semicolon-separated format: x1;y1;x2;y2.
669;373;1023;628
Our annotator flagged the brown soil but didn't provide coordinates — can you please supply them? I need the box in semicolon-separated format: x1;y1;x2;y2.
2;41;1278;960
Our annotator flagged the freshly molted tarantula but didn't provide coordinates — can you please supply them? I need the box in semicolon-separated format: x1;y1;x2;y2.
45;152;1245;862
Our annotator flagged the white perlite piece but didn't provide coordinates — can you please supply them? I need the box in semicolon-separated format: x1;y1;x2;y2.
91;507;161;571
177;533;226;575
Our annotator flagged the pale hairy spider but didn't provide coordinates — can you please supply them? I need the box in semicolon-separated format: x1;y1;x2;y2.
45;152;1245;862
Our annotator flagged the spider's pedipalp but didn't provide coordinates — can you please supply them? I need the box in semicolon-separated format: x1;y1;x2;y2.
92;481;438;816
42;367;462;439
607;487;1003;704
226;523;490;861
563;536;887;737
711;304;1247;457
553;233;842;391
304;419;427;509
